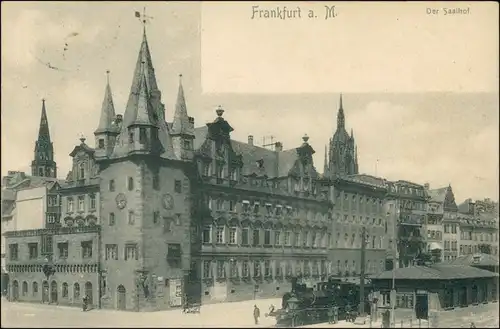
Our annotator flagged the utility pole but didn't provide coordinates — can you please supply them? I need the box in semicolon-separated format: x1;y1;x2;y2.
359;226;366;316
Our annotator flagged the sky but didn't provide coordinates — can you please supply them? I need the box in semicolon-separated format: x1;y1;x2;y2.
1;1;498;203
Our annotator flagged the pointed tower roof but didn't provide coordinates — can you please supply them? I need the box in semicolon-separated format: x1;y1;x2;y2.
171;74;194;136
129;62;157;126
323;144;329;175
38;99;51;142
94;70;117;134
337;93;345;129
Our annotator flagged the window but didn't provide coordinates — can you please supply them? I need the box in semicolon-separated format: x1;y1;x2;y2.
89;194;96;210
284;231;291;246
444;224;450;233
32;282;38;296
128;211;135;225
203;226;212;244
252;229;260;246
41;235;53;254
79;163;85;180
264;260;271;276
229;200;235;211
109;179;115;192
451;225;457;234
22;281;28;296
62;283;68;298
74;283;80;300
105;244;118;260
242;228;249;245
153;211;160;224
109;212;115;226
294;232;301;247
81;241;93;258
128;177;134;191
152;170;160;190
242;261;249;277
174;180;182;193
28;243;38;259
183;140;191;150
253;203;260;214
203;261;212;278
9;244;18;260
264;230;271;245
216;226;225;244
229;227;237;244
67;198;74;212
48;196;57;206
78;196;85;212
98;139;105;149
125;244;138;260
396;293;414;309
129;131;134;143
47;214;56;224
217;261;225;278
274;231;281;246
229;260;238;278
58;242;68;259
254;261;261;277
139;127;147;144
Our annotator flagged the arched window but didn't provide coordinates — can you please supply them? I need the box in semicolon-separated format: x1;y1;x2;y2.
22;281;28;296
74;283;80;300
62;282;68;298
32;282;38;296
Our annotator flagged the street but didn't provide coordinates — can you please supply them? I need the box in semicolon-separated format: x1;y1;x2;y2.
1;298;499;328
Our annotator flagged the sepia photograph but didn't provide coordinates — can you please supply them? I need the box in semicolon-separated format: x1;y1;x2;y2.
1;1;498;328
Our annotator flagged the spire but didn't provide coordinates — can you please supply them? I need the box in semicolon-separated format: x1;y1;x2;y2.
337;93;345;129
171;74;193;136
130;61;156;126
350;128;354;139
95;70;117;134
38;98;51;142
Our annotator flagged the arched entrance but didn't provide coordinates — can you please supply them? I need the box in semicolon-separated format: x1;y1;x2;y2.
50;281;58;304
117;285;126;310
12;280;19;301
42;281;49;303
85;282;93;307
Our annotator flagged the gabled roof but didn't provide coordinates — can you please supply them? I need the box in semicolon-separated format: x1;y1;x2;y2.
370;264;498;281
69;141;95;157
94;76;117;134
346;174;388;189
428;187;448;203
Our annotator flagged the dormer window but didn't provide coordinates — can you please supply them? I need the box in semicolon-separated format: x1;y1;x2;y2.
129;131;134;144
139;128;148;145
98;139;105;149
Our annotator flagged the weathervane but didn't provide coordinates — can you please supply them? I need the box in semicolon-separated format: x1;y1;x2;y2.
135;6;154;28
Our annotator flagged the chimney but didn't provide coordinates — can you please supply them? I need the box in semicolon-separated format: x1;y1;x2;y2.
275;141;283;151
248;135;254;146
424;183;430;190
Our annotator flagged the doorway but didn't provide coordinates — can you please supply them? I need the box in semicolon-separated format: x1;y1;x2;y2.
12;280;19;301
42;281;49;303
415;294;429;320
117;285;126;310
50;281;58;304
85;282;93;307
460;286;468;307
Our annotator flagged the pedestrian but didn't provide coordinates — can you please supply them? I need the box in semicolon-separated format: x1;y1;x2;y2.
82;295;88;312
470;322;476;328
333;306;339;324
253;304;260;325
327;307;333;324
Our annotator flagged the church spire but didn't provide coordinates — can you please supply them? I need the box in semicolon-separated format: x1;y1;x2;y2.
337;93;345;129
323;144;329;176
95;70;116;134
129;61;157;126
31;99;57;177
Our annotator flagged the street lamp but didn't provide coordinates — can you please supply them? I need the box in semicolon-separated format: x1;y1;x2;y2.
287;296;300;328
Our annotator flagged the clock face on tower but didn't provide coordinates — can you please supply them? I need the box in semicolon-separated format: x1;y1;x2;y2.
115;193;127;210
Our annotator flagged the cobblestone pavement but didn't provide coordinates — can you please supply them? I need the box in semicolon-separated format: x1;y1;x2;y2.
1;298;281;328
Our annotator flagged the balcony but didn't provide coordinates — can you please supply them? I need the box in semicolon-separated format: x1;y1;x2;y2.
398;214;423;226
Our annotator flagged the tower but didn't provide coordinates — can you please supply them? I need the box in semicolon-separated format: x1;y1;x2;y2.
94;70;120;158
31;99;57;177
171;74;195;160
326;94;358;177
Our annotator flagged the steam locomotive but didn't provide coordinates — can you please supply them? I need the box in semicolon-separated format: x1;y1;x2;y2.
270;276;371;327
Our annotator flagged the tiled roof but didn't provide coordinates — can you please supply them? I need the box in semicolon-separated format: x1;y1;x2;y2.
448;254;499;267
427;187;448;203
346;174;387;188
370;264;498;281
193;126;302;179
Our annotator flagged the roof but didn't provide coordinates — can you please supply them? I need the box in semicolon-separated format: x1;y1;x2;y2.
370;264;498;281
448;254;499;267
1;200;15;218
1;189;16;201
345;174;387;189
427;187;448;203
193;126;304;179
